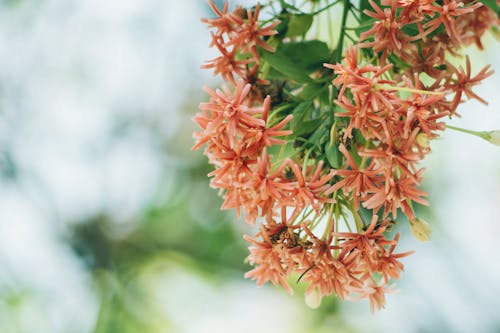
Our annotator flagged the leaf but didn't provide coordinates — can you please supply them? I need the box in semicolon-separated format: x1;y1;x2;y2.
325;142;342;169
358;0;374;25
279;41;330;72
479;0;500;18
265;67;288;80
409;218;431;242
296;83;325;100
290;101;313;132
348;145;362;166
286;14;314;37
307;125;327;146
259;41;330;83
293;119;323;137
260;48;313;83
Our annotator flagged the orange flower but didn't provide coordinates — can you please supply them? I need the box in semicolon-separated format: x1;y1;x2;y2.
244;221;306;295
376;233;414;281
325;144;383;209
285;159;336;211
336;215;395;273
241;96;293;156
362;168;428;220
356;277;393;313
359;0;415;61
456;4;500;49
201;0;238;37
244;231;294;295
201;34;251;84
223;3;280;57
445;56;494;113
424;0;481;42
198;80;264;150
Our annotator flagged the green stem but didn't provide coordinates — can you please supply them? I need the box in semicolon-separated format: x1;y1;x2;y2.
374;84;445;95
322;203;335;240
352;207;364;232
445;125;490;140
446;125;500;146
310;0;342;15
344;21;374;30
331;0;350;64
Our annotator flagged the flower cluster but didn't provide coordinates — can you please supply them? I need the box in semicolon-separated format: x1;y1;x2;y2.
194;0;498;312
201;0;279;86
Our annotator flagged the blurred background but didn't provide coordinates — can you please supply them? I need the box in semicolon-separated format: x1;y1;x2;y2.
0;0;499;332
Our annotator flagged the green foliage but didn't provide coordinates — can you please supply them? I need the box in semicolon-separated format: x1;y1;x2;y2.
286;14;314;37
479;0;500;18
290;101;313;131
259;41;330;83
325;142;342;169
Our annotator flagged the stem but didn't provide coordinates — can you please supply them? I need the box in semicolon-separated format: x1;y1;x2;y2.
327;0;335;49
302;149;311;175
267;103;294;125
329;121;338;147
331;0;350;63
352;205;364;232
322;203;335;240
446;124;483;136
445;125;491;140
359;140;370;169
345;21;374;30
348;5;361;22
310;0;342;15
374;84;445;96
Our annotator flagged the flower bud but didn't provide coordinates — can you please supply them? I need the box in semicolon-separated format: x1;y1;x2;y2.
416;133;430;148
410;218;431;242
305;288;323;309
486;130;500;146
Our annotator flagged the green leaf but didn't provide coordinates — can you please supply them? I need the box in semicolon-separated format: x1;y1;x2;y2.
265;67;288;80
259;40;330;83
479;0;500;18
359;0;373;23
296;83;325;100
286;14;313;37
260;48;313;83
290;101;313;132
325;142;342;169
294;119;323;137
279;41;330;72
348;145;362;166
307;125;328;147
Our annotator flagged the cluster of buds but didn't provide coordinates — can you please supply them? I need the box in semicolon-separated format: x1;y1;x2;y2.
193;0;498;311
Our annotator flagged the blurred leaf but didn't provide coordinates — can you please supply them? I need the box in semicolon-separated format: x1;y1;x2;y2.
279;41;330;72
260;48;313;83
259;41;330;83
290;101;313;133
294;119;323;137
479;0;500;18
325;142;342;169
286;14;313;37
297;83;326;100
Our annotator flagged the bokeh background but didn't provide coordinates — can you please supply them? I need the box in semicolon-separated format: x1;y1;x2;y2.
0;1;499;332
